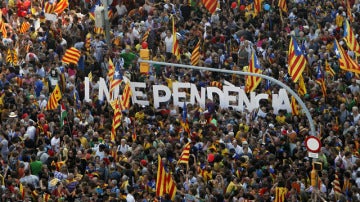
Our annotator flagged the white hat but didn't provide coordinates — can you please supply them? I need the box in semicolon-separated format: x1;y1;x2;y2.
269;123;275;128
9;112;17;118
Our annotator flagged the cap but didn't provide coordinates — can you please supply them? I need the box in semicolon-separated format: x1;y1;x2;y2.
9;112;17;118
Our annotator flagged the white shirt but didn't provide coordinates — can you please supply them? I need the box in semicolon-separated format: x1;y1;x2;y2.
126;193;135;202
26;125;37;140
164;35;173;53
51;136;61;153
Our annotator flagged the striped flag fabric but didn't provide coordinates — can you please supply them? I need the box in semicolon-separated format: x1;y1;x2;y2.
274;187;288;202
245;51;262;93
325;60;335;77
334;39;360;73
16;76;23;87
172;16;180;60
43;193;51;202
180;102;190;134
85;33;91;52
0;19;7;38
44;2;55;13
108;9;113;19
54;0;69;15
19;21;30;34
110;63;123;97
111;97;122;142
315;64;327;97
62;47;81;64
6;48;18;65
288;36;307;83
343;20;360;56
165;172;177;201
108;58;115;84
191;41;200;65
94;27;104;35
290;96;299;116
156;155;176;199
297;75;307;96
333;172;341;199
178;142;191;164
120;82;132;110
202;0;217;14
142;28;150;43
254;0;262;16
209;81;223;89
346;0;354;22
278;0;288;13
46;84;62;110
156;155;167;197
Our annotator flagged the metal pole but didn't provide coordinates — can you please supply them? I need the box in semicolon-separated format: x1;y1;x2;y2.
102;0;111;47
138;59;316;137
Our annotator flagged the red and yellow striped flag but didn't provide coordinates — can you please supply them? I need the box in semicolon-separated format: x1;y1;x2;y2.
43;193;51;202
209;81;223;89
108;58;115;84
19;21;30;34
346;0;354;22
172;16;180;61
62;47;81;64
6;48;18;65
191;41;200;66
290;96;299;116
108;9;113;19
334;39;360;73
278;0;288;13
120;82;132;110
297;75;307;96
274;187;288;202
44;2;55;13
165;172;177;201
333;172;341;199
288;36;307;82
325;60;335;77
45;84;62;110
142;28;150;43
202;0;217;14
254;0;263;16
156;155;167;197
0;19;7;38
85;33;91;52
54;0;69;15
343;20;360;56
110;97;122;142
178;142;191;164
245;52;262;93
94;27;104;35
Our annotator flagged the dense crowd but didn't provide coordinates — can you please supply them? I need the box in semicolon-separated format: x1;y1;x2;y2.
0;0;360;201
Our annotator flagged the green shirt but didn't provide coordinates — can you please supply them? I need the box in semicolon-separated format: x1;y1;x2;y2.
30;161;43;176
120;52;137;68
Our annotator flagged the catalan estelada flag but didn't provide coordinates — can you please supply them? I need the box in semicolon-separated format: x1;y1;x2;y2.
245;51;262;93
94;27;104;35
254;0;263;16
201;0;217;14
62;47;81;64
209;81;223;89
291;96;299;116
46;84;62;110
191;41;200;66
19;183;25;199
85;33;91;52
54;0;69;15
288;36;307;83
315;64;327;97
343;20;360;56
19;21;30;34
334;39;360;73
43;193;51;202
274;187;288;202
172;16;180;60
110;63;123;97
108;58;115;84
178;142;191;164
